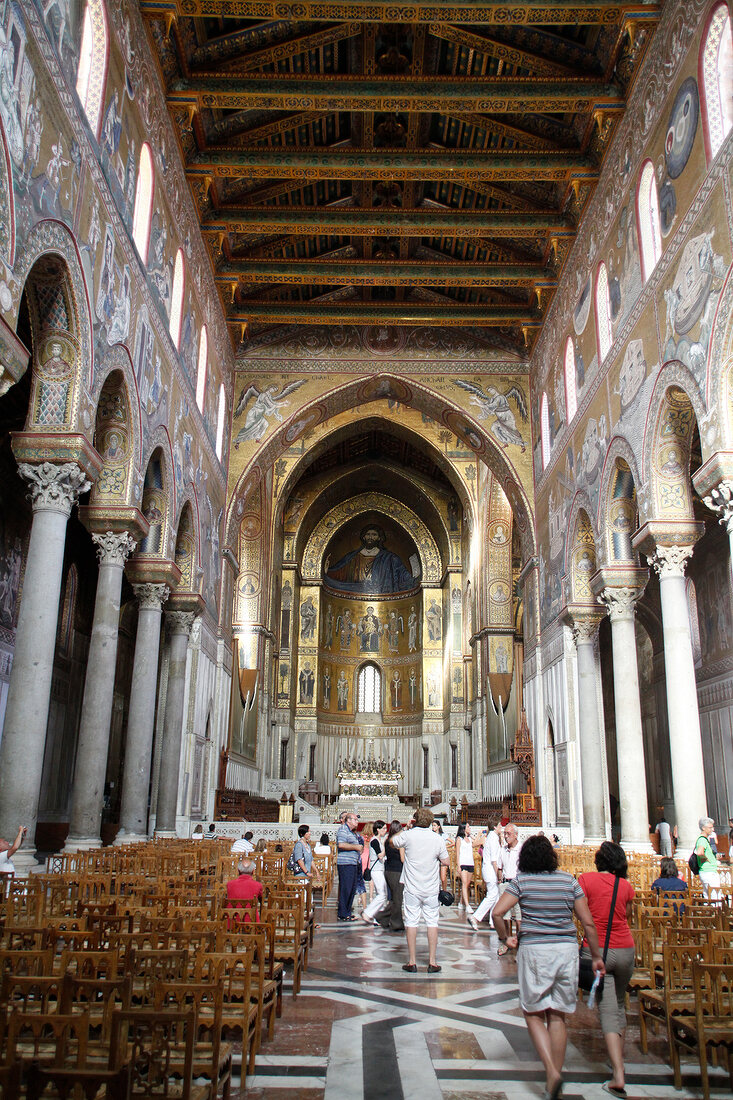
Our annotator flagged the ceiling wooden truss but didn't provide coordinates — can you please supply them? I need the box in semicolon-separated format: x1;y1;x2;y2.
140;0;659;352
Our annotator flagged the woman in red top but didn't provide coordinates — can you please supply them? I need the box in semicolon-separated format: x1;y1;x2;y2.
578;842;635;1100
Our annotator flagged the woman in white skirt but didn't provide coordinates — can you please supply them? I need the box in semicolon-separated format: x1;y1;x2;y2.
493;835;604;1100
362;820;389;924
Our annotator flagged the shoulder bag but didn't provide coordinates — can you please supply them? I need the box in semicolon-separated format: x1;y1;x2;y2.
363;842;379;882
578;873;621;999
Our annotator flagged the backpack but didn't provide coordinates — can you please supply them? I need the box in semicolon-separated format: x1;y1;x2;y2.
688;836;705;876
287;843;302;874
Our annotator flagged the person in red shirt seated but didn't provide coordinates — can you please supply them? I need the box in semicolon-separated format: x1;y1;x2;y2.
226;859;263;922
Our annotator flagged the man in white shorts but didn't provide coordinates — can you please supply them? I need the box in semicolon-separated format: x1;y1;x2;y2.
469;816;502;931
391;806;449;973
497;822;522;954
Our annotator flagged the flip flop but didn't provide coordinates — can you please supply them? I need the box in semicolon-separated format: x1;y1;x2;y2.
497;944;509;956
601;1084;627;1098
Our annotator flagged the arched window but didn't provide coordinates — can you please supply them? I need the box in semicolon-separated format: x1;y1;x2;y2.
357;664;381;712
700;2;733;161
540;392;551;470
215;383;226;460
132;143;154;263
169;248;184;348
76;0;108;138
196;326;208;413
595;262;613;364
636;160;662;281
563;337;577;423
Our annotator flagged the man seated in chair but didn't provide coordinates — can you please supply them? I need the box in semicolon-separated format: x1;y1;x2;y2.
226;858;263;922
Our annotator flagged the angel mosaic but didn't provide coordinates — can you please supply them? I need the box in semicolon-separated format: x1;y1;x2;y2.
453;380;528;451
233;380;306;447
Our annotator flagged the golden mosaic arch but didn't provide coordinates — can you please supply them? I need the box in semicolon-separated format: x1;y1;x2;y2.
302;492;441;584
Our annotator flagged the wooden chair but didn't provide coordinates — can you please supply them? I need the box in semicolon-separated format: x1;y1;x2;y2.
5;1009;92;1070
669;962;733;1100
109;1007;212;1099
260;906;307;997
60;974;133;1047
0;949;54;977
26;1061;129;1099
153;981;233;1099
638;941;711;1055
125;949;190;1004
195;952;259;1077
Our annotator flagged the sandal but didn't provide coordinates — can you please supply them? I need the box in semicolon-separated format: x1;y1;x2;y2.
402;963;417;973
497;944;509;956
601;1085;627;1098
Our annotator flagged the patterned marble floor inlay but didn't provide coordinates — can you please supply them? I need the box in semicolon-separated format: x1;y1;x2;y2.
239;898;729;1099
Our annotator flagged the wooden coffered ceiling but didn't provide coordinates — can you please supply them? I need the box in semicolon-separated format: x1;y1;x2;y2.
140;0;660;354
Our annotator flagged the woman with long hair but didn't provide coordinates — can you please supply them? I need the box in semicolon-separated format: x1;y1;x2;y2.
376;821;405;932
456;823;479;914
578;842;636;1098
493;835;604;1100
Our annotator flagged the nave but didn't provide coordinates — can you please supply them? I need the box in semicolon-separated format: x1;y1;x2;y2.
247;904;729;1100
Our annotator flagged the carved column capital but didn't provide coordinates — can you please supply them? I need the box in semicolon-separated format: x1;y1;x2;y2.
703;480;733;534
92;531;137;567
571;617;603;645
646;544;695;578
18;462;90;516
133;583;170;611
166;609;196;637
597;586;641;622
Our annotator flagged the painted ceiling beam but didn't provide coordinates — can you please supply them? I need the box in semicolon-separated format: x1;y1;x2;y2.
142;1;660;29
226;301;542;325
203;208;574;237
192;22;361;70
169;75;624;113
429;24;582;77
188;149;598;182
216;259;556;286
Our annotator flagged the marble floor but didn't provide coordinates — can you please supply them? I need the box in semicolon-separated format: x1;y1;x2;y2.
233;895;729;1100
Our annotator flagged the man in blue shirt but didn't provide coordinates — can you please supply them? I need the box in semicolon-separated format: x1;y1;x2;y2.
336;811;363;921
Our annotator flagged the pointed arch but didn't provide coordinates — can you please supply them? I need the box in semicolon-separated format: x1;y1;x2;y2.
636;159;662;282
224;375;536;563
169;248;184;348
215;382;226;459
76;0;109;139
174;501;197;591
641;363;707;523
700;1;733;162
196;327;208;414
540;392;551;468
132;143;154;264
357;663;382;713
563;337;577;423
597;437;642;566
137;428;176;557
13;220;94;395
595;261;612;364
90;367;135;505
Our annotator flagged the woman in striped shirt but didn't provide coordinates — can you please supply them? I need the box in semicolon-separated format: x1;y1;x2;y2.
493;835;604;1100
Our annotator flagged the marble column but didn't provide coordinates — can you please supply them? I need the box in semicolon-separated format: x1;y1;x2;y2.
0;462;90;869
570;615;608;842
155;610;196;836
646;544;708;851
596;585;652;849
64;531;137;851
116;583;170;843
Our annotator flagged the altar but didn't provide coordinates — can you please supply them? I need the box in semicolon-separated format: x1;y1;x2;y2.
335;751;403;821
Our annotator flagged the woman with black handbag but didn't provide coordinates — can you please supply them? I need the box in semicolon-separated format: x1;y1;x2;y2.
578;842;636;1099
